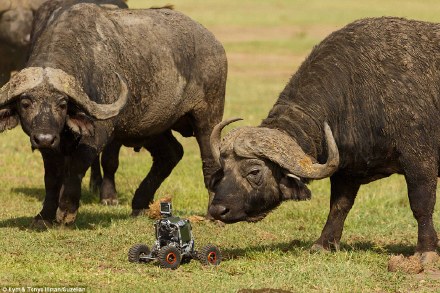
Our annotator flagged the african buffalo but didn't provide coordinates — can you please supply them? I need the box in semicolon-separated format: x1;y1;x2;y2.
209;17;440;263
0;4;226;226
30;0;129;198
0;0;129;198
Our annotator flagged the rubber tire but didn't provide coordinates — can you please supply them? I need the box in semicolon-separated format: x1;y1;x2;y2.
128;244;150;263
198;244;222;266
158;245;181;269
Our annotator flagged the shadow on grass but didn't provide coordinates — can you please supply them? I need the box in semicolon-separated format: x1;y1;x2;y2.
11;187;46;201
340;241;416;256
0;216;35;230
73;210;131;229
221;239;418;261
11;187;99;204
0;210;131;231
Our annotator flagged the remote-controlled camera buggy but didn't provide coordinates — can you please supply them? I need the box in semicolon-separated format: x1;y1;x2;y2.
128;202;222;269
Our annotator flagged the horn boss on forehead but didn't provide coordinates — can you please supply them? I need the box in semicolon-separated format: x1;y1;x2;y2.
232;123;338;179
0;67;44;103
0;67;128;120
45;68;129;120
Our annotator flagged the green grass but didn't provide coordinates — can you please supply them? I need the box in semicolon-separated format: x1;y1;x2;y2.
2;0;440;292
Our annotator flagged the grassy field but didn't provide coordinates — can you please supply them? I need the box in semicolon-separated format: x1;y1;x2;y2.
2;0;440;292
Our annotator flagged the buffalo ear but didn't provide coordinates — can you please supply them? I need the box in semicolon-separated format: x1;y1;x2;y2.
279;174;311;201
0;108;19;132
66;112;95;136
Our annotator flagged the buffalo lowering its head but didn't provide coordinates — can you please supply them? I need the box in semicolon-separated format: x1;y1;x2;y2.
208;118;339;223
0;67;128;149
0;0;47;47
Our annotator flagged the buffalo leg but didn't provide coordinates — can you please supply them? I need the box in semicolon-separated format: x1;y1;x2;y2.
194;126;218;218
100;140;122;205
131;131;183;216
403;162;438;264
56;122;113;224
312;174;360;251
89;156;102;194
32;150;65;228
56;145;98;225
191;104;224;217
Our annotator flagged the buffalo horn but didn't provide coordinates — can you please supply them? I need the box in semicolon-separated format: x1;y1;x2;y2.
233;122;339;179
45;68;128;120
210;117;243;166
0;67;45;106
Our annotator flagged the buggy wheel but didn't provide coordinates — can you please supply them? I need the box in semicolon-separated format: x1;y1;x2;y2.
128;244;150;263
158;245;181;269
198;244;222;266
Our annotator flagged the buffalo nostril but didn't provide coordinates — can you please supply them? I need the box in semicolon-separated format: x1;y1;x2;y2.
209;204;229;218
33;133;57;148
219;206;229;216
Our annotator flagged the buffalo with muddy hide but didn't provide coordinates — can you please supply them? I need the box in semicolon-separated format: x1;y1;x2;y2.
209;17;440;264
0;3;226;227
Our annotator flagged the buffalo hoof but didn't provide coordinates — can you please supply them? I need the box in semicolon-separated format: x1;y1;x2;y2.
310;242;339;252
56;208;77;225
30;218;53;230
310;243;330;253
100;198;119;206
131;209;148;217
414;251;440;266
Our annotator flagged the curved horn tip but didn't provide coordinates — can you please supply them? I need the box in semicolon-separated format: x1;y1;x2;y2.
322;121;340;172
224;117;243;124
286;173;301;180
210;117;243;167
323;121;333;134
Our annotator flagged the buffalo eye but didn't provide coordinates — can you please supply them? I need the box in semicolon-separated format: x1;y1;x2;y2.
19;96;32;110
246;168;263;186
57;99;68;111
249;169;260;176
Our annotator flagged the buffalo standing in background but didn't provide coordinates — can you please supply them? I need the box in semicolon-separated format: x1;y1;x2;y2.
0;4;227;226
0;0;128;85
209;17;440;264
0;0;47;85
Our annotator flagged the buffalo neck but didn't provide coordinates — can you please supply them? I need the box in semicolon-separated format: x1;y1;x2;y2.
260;51;349;164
